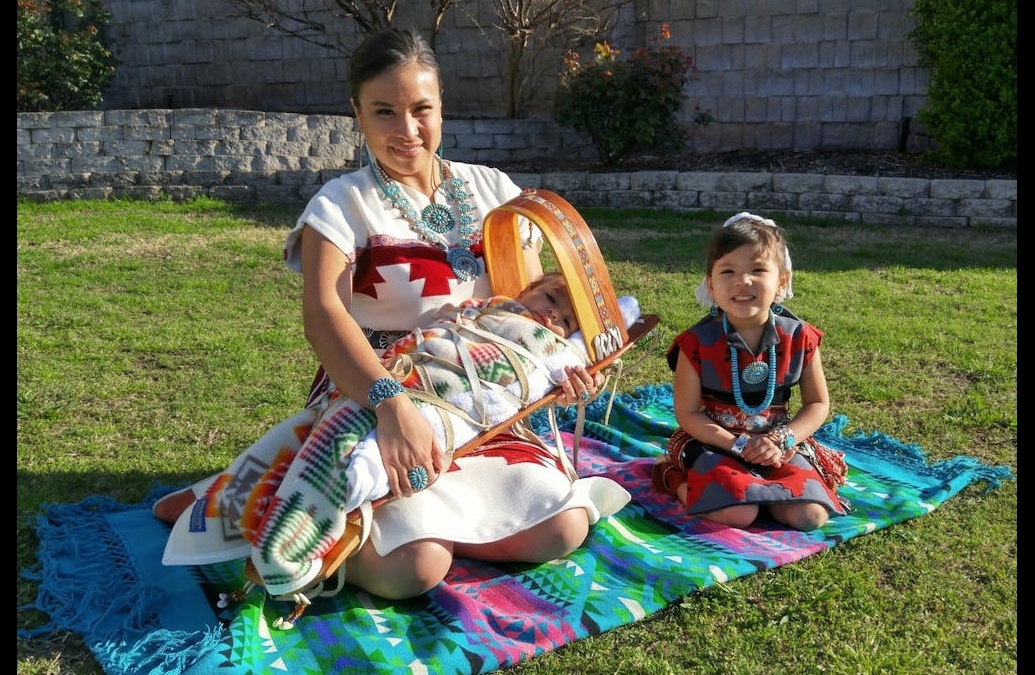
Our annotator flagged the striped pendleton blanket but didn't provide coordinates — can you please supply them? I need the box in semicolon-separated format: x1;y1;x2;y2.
18;384;1013;675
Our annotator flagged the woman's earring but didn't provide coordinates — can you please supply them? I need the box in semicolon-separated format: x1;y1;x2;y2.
361;140;375;170
709;304;719;317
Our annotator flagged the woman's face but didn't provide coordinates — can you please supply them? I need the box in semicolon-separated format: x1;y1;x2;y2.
351;61;443;189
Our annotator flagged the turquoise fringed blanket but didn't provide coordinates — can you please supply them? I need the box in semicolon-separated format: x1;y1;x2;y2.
18;384;1013;675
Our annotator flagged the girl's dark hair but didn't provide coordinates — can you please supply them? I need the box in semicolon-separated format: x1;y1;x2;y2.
705;216;790;276
349;28;441;101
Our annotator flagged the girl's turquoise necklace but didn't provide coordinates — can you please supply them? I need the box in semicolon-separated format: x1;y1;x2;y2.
368;148;479;281
723;310;777;415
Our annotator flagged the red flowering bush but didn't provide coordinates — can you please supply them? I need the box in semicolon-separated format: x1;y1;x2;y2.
555;24;712;167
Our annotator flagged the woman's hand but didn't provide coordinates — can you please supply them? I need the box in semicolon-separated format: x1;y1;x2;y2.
556;365;604;407
374;396;445;498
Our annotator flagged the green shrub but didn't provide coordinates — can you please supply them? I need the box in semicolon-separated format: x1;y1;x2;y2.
908;0;1016;169
17;0;117;112
554;24;713;167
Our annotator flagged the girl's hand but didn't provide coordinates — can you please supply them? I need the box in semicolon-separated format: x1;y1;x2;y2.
740;433;787;468
374;396;445;498
556;365;603;407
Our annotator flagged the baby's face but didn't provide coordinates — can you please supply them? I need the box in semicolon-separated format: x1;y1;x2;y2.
517;279;577;338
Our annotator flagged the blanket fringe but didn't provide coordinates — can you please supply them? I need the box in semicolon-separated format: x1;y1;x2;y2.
18;485;228;675
96;626;227;675
19;489;171;637
816;414;1015;493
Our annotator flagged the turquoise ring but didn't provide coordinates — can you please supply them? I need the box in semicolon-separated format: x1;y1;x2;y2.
407;466;429;491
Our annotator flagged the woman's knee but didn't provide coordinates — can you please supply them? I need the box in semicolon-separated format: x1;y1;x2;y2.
347;539;453;599
480;508;591;562
535;508;591;559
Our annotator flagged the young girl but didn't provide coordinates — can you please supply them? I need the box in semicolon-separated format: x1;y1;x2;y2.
653;212;850;530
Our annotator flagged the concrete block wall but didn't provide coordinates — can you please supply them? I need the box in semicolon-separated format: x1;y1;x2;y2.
95;0;931;154
17;109;1016;229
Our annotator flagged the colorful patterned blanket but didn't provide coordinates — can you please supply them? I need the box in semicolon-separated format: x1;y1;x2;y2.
18;384;1013;675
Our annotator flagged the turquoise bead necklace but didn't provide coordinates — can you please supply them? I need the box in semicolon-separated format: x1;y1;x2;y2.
723;310;777;415
367;147;480;282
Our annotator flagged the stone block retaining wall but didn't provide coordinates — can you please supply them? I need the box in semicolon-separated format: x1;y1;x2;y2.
17;109;1016;229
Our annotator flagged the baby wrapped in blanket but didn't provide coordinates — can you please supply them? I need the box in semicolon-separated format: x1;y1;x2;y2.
162;273;630;596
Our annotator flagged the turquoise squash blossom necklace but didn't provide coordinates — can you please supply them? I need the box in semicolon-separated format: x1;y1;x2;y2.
368;149;480;282
723;310;777;417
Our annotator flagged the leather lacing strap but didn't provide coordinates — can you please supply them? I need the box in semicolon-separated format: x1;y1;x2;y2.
400;316;571;431
565;359;622;473
567;323;660;472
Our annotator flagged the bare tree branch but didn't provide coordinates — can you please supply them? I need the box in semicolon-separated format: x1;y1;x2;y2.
490;0;629;117
222;0;623;117
224;0;466;55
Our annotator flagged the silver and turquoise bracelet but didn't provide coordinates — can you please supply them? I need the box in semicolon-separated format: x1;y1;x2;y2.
367;377;405;409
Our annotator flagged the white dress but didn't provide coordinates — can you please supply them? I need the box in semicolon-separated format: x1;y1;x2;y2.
284;161;630;557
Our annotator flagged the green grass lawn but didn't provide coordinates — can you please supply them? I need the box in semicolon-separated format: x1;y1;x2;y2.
17;197;1016;675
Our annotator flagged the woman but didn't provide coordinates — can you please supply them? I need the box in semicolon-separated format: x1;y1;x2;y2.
156;28;629;600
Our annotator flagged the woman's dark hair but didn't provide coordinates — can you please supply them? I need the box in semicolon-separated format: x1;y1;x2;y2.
349;28;441;100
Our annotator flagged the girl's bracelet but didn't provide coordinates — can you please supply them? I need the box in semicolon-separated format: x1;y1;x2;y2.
769;425;797;456
765;424;794;461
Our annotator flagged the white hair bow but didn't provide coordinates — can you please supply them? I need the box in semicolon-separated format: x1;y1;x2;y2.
694;212;794;307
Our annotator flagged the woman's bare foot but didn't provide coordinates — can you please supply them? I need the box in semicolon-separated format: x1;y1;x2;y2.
152;488;197;523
